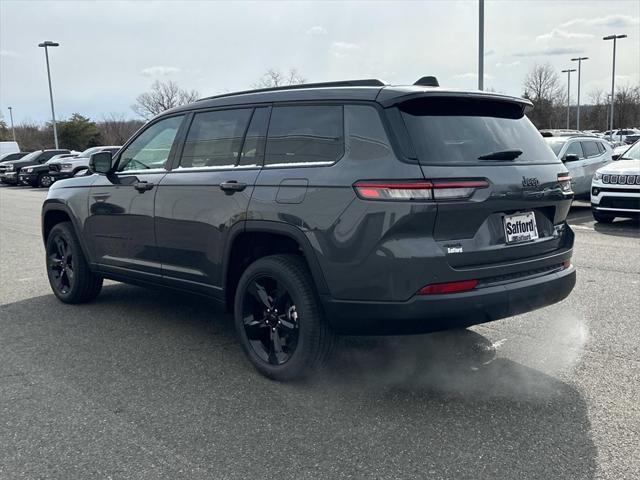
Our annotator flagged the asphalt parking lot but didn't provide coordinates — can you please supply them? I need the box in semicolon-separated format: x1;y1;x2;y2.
1;184;639;480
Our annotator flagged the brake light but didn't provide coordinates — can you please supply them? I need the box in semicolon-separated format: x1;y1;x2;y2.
418;279;478;295
353;179;488;201
558;173;572;193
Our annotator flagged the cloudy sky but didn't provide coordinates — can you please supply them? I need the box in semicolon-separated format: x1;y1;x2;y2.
1;0;638;123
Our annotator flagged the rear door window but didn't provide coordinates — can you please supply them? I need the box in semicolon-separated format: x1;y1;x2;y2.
265;105;344;166
180;109;252;169
581;141;600;158
398;97;558;164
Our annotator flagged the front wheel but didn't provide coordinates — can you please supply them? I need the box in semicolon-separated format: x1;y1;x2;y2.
592;210;615;223
46;222;103;303
38;173;53;188
234;254;334;381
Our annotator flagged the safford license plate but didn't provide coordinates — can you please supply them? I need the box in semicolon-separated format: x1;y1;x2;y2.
504;211;539;244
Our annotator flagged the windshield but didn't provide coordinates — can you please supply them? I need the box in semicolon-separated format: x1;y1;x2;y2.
399;97;558;164
620;141;640;160
9;150;42;163
77;146;105;158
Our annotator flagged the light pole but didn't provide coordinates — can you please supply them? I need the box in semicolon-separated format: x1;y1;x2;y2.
571;57;588;131
38;40;60;149
478;0;484;90
603;34;627;139
561;68;576;130
7;106;16;142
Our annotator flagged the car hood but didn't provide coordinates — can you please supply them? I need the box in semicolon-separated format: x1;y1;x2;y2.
597;159;640;175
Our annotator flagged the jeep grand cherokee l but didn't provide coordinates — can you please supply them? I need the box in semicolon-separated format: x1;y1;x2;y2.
41;79;576;380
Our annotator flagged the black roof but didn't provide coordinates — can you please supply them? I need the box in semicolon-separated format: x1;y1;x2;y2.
164;79;532;116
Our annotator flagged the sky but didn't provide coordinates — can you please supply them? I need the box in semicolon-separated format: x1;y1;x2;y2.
1;0;638;124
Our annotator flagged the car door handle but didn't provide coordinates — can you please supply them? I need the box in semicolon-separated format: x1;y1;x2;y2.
220;181;247;192
134;181;154;192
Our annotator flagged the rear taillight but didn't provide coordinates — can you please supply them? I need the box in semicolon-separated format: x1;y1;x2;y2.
418;279;478;295
558;173;572;193
353;179;488;201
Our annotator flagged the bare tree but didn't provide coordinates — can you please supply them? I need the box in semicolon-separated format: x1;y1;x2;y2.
522;63;565;129
98;114;144;145
252;68;306;89
132;80;199;119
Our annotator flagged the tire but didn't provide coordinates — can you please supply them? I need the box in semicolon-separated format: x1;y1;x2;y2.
234;254;334;381
37;173;53;188
592;210;615;223
46;222;103;303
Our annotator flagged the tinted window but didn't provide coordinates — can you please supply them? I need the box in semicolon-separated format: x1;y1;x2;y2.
118;116;183;171
239;107;269;167
265;106;344;166
581;141;600;158
596;142;604;154
180;109;251;169
400;97;557;164
345;105;393;161
565;142;584;159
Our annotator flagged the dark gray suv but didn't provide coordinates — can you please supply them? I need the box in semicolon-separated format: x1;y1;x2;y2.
42;79;576;380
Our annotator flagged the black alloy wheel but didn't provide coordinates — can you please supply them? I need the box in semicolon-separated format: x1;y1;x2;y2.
46;222;103;303
234;255;334;381
242;275;300;365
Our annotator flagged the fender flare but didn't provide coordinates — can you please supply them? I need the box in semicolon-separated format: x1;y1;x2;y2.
41;200;94;265
222;220;329;295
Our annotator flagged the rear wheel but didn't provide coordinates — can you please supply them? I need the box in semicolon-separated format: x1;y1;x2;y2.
46;222;103;303
38;172;53;188
234;254;334;381
592;210;615;223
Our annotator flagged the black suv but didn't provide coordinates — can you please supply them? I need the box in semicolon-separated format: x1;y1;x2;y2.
1;149;70;185
42;79;576;380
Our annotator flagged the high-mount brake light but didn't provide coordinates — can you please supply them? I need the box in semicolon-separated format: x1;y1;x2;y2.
353;179;488;201
418;279;479;295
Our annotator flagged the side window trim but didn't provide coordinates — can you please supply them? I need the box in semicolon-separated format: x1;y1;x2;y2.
114;113;186;175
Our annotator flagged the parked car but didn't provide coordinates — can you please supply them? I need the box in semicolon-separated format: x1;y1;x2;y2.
18;154;78;187
623;134;640;145
544;135;613;197
591;140;640;222
0;149;70;184
0;141;20;157
0;151;30;163
604;128;640;144
42;78;576;380
48;146;121;182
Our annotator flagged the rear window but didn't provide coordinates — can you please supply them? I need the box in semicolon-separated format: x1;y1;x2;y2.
265;106;344;166
399;97;558;164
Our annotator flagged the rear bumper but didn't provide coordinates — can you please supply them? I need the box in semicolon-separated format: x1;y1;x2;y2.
322;265;576;334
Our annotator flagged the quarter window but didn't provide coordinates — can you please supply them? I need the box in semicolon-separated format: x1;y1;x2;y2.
581;141;600;158
180;109;252;169
265;105;344;166
118;116;183;172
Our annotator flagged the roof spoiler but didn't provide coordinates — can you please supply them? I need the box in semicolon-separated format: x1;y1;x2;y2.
414;76;439;87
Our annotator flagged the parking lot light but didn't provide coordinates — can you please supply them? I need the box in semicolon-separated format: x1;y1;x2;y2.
7;106;16;142
571;57;588;130
38;40;60;149
561;68;576;130
603;34;627;138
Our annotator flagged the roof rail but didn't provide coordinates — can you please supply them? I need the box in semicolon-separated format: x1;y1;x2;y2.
198;79;387;102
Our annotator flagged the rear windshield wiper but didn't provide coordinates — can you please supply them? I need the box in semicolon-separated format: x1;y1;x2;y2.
477;149;523;160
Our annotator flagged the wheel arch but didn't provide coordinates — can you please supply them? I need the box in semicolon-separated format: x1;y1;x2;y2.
42;201;93;265
222;220;329;310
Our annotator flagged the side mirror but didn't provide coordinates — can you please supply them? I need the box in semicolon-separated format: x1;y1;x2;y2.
89;151;114;174
563;153;579;163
